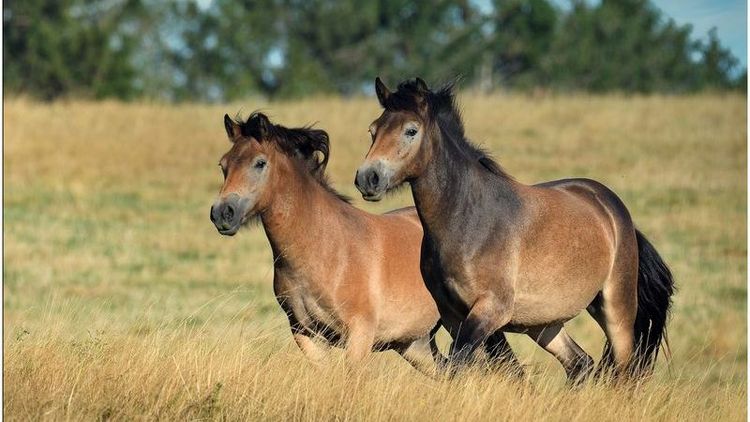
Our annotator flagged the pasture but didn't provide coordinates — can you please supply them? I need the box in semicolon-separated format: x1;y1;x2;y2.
4;94;746;420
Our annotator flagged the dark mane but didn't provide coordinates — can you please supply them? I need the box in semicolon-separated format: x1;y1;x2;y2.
237;112;351;203
384;79;511;179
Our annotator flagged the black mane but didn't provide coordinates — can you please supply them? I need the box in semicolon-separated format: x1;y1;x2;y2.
237;112;351;203
384;79;511;179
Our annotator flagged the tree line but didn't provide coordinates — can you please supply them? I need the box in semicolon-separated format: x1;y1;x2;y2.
4;0;746;101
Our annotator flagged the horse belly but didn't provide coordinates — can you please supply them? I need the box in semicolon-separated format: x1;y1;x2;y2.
510;288;598;327
510;227;612;327
375;304;435;344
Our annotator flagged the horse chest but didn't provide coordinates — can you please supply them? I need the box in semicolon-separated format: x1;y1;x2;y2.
419;246;474;324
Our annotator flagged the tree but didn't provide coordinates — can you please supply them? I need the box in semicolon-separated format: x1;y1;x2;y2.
700;28;741;90
541;0;715;93
3;0;745;100
4;0;142;100
160;0;282;101
490;0;557;88
275;0;486;97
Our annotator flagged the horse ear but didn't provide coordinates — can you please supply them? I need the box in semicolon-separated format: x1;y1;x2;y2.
306;129;331;174
412;78;431;113
224;114;241;141
255;113;271;139
375;77;391;107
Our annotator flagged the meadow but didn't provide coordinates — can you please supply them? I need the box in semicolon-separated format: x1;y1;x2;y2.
3;93;746;420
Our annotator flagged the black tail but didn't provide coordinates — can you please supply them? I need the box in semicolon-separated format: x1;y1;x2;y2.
632;229;675;375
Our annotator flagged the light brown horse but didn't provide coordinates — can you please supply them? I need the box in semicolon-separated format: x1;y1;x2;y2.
355;78;674;382
210;112;450;372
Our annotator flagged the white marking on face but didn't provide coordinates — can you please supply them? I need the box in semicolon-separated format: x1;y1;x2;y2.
397;121;421;157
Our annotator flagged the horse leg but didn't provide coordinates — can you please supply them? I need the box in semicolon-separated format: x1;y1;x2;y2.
598;270;638;377
587;293;615;377
285;310;329;364
344;320;375;364
293;332;329;364
485;330;525;379
397;324;447;376
399;337;444;376
451;295;512;371
527;323;594;385
427;323;449;370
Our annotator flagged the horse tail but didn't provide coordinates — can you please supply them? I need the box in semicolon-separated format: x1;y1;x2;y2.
632;229;675;375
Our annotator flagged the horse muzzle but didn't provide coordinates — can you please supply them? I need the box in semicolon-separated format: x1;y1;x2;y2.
355;162;391;201
210;193;251;236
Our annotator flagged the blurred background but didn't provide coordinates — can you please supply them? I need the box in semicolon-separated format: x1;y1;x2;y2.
3;0;747;101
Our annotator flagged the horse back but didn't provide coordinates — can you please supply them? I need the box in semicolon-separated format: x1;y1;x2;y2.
534;178;633;224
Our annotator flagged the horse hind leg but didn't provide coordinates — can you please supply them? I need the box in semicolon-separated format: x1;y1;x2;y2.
587;293;615;377
527;323;594;385
594;263;638;377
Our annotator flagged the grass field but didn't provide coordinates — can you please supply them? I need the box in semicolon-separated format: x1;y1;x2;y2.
4;93;747;420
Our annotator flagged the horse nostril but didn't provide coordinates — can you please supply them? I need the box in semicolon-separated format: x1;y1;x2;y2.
222;204;235;222
368;171;380;189
210;205;216;223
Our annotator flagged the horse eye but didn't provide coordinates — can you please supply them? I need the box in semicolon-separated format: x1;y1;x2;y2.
219;164;227;178
405;128;418;137
254;159;267;169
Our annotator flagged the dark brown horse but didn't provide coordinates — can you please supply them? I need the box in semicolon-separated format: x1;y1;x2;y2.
210;112;450;372
355;78;674;382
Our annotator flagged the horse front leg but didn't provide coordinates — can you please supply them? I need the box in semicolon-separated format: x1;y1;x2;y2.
485;330;525;379
450;294;512;373
292;331;329;364
397;323;448;377
284;307;330;365
344;319;375;364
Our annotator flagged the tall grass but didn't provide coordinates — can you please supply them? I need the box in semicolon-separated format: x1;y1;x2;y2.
4;94;746;420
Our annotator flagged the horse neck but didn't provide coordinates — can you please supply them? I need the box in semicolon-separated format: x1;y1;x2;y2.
260;161;348;266
410;128;521;242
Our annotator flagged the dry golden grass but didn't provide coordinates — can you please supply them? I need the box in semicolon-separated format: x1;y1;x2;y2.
4;93;747;420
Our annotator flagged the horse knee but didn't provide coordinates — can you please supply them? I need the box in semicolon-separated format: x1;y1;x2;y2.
452;297;512;368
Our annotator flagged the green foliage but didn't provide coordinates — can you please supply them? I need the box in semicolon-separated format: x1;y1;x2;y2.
3;0;142;100
3;0;746;100
700;28;741;90
491;0;557;88
543;0;706;92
